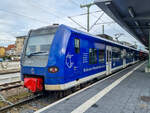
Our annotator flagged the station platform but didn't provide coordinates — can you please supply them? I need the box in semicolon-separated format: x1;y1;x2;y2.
36;61;150;113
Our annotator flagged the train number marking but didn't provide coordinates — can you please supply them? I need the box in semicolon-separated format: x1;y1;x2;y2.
66;53;74;68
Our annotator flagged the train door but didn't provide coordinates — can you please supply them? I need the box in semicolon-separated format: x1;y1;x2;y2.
73;38;82;75
123;49;126;68
106;46;112;75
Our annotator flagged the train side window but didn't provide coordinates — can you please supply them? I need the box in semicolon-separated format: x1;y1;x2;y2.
89;48;97;64
99;49;105;63
74;38;80;53
94;49;97;64
89;48;93;64
112;47;121;61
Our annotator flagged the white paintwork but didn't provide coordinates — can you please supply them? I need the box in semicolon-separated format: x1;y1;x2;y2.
111;65;123;72
45;71;106;90
71;62;145;113
123;49;126;68
106;46;112;75
126;61;134;66
111;57;138;72
0;73;20;85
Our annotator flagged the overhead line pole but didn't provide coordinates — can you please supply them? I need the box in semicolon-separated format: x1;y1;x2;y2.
148;30;150;68
145;30;150;72
80;3;94;32
89;12;104;31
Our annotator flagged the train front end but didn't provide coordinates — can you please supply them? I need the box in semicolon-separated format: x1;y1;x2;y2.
21;25;59;93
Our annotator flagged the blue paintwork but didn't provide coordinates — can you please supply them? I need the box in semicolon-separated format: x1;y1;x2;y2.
21;24;140;90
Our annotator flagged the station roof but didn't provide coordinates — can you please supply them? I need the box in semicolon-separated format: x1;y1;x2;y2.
95;0;150;47
16;35;27;38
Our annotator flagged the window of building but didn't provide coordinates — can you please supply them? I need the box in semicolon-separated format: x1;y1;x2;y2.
74;38;80;54
89;48;97;64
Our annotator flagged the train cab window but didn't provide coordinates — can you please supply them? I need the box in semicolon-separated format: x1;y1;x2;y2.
98;49;105;63
89;48;97;64
74;38;80;53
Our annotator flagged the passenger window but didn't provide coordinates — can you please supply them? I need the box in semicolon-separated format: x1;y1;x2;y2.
112;47;121;61
99;49;105;63
74;38;80;53
89;48;97;64
94;49;97;64
89;48;92;64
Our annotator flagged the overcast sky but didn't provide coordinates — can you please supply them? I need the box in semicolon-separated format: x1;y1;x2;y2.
0;0;146;50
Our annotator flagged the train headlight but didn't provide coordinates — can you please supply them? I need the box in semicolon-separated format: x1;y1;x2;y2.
48;66;59;73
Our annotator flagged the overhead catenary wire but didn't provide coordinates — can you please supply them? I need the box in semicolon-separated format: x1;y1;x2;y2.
67;0;87;12
24;0;62;19
25;0;87;24
0;0;89;41
89;12;104;31
69;10;102;18
0;0;98;28
96;21;116;25
0;1;117;40
0;9;50;24
29;0;81;19
68;16;87;30
69;0;80;7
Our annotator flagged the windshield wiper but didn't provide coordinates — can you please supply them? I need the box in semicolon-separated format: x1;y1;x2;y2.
27;51;48;57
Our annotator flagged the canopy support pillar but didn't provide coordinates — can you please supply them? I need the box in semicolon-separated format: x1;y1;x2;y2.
145;30;150;72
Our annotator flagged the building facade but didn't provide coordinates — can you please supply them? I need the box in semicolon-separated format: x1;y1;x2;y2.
0;47;6;58
6;44;15;56
15;36;26;56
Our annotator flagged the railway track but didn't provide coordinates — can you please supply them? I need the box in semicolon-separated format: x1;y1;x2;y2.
0;81;22;91
0;80;44;112
0;93;43;112
0;72;20;85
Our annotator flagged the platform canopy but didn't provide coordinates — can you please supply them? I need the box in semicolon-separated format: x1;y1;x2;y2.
94;0;150;47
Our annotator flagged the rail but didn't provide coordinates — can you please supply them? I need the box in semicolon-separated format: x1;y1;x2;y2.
0;61;20;71
0;94;43;112
0;81;22;91
0;73;20;85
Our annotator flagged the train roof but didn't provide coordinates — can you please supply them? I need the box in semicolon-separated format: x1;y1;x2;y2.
29;24;140;52
61;24;139;51
30;25;59;36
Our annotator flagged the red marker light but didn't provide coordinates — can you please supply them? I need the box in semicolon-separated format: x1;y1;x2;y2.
49;66;59;73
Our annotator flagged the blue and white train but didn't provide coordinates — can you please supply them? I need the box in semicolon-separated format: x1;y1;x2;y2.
21;24;146;92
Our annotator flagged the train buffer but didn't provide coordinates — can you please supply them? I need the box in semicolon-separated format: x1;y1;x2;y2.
35;61;150;113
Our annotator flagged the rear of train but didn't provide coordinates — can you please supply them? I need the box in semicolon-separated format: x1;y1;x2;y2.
21;24;70;92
